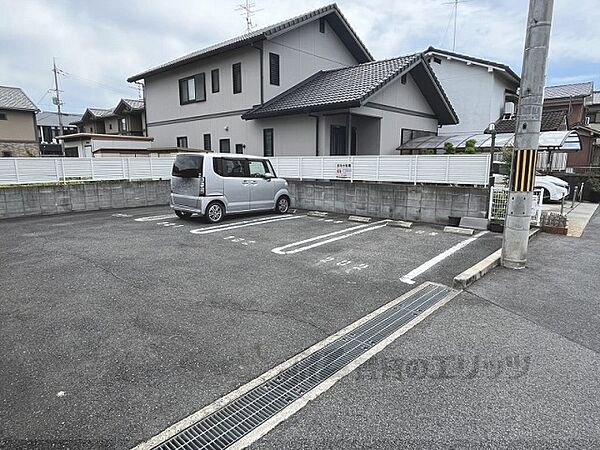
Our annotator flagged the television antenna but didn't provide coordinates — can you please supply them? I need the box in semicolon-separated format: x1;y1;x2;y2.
236;0;262;33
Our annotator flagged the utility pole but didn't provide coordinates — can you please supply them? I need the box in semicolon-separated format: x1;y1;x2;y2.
52;57;65;154
501;0;554;269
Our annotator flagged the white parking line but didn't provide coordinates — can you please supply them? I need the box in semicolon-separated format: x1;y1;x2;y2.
190;215;305;235
400;231;488;284
272;220;390;255
134;213;176;222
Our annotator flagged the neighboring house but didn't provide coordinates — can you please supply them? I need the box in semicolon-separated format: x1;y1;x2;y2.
37;111;81;143
57;133;155;157
543;82;600;168
127;4;457;157
423;47;520;135
73;99;146;136
0;86;40;157
493;109;568;133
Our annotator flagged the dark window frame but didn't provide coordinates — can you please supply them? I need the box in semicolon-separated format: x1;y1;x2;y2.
319;18;325;33
330;125;347;156
211;69;220;93
269;53;280;86
219;138;231;153
235;143;244;154
203;133;212;151
0;112;7;120
176;136;189;148
232;62;242;94
179;73;206;105
263;128;274;157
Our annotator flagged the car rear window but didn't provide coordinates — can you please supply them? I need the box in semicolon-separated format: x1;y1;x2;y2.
172;154;203;178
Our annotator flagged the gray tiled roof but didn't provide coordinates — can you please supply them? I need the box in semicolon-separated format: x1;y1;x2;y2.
0;86;38;112
88;108;114;118
244;54;422;118
544;82;593;99
425;47;520;84
36;111;82;127
127;4;372;82
121;99;144;110
494;109;567;133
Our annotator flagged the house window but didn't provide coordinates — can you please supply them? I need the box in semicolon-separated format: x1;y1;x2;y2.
109;123;112;130
269;53;280;86
120;118;127;132
400;129;435;145
203;133;212;151
219;138;231;153
64;147;78;157
0;112;7;120
401;74;407;85
319;18;325;33
177;136;188;148
232;63;242;94
235;143;244;154
179;73;206;104
263;128;274;157
211;69;220;93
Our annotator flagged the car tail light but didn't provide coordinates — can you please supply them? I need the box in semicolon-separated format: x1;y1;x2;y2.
199;176;205;196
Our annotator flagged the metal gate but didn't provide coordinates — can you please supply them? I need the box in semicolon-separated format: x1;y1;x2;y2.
488;186;543;226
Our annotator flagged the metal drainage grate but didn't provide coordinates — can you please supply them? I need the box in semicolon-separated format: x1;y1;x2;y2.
153;284;452;450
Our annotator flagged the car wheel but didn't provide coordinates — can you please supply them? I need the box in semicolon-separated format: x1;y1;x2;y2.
205;202;225;223
275;196;290;214
541;188;551;202
175;210;192;219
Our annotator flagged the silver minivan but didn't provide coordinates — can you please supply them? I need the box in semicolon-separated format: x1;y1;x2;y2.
170;153;290;223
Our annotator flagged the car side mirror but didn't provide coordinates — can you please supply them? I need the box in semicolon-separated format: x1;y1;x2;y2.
264;173;274;180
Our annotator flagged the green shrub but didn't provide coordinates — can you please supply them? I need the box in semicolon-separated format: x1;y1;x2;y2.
464;139;479;154
588;177;600;192
444;142;455;154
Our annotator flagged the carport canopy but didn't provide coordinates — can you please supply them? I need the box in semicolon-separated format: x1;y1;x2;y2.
398;130;581;152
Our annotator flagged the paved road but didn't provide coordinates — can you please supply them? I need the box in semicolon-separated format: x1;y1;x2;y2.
0;207;500;449
252;211;600;449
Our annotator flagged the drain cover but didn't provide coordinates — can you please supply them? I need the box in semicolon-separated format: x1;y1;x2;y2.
151;284;452;450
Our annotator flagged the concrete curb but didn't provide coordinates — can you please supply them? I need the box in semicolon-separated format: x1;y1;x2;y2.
387;220;413;229
307;211;328;217
348;215;372;223
453;228;541;289
444;226;474;236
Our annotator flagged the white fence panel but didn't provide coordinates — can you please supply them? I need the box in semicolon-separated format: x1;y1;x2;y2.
62;158;93;179
148;158;175;179
127;158;153;180
12;159;58;183
352;156;379;181
90;158;127;180
377;156;412;182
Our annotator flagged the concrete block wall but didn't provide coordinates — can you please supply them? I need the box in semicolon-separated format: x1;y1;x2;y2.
0;180;170;219
287;180;489;225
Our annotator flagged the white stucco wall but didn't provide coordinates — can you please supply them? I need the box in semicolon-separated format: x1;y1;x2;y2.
427;56;518;135
262;19;359;100
144;46;262;126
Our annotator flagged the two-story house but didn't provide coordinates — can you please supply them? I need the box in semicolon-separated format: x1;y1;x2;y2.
74;99;146;136
423;47;520;136
0;86;40;157
127;4;457;157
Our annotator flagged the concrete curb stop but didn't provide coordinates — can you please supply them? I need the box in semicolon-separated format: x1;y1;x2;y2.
444;226;474;236
307;211;328;217
387;220;413;229
453;228;541;289
348;215;372;223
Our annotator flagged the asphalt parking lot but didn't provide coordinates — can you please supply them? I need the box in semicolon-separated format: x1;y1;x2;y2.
0;206;502;449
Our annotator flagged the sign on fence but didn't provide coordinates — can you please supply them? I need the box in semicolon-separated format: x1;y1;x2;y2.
335;163;352;179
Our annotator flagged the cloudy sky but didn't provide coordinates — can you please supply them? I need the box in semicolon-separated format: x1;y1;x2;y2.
1;0;598;114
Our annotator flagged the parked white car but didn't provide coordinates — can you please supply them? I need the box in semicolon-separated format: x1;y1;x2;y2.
535;173;570;201
492;162;569;201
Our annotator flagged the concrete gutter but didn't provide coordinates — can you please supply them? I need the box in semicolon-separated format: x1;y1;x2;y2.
453;228;541;289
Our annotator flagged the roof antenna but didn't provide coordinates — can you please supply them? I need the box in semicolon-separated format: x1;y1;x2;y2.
236;0;262;33
442;0;470;51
